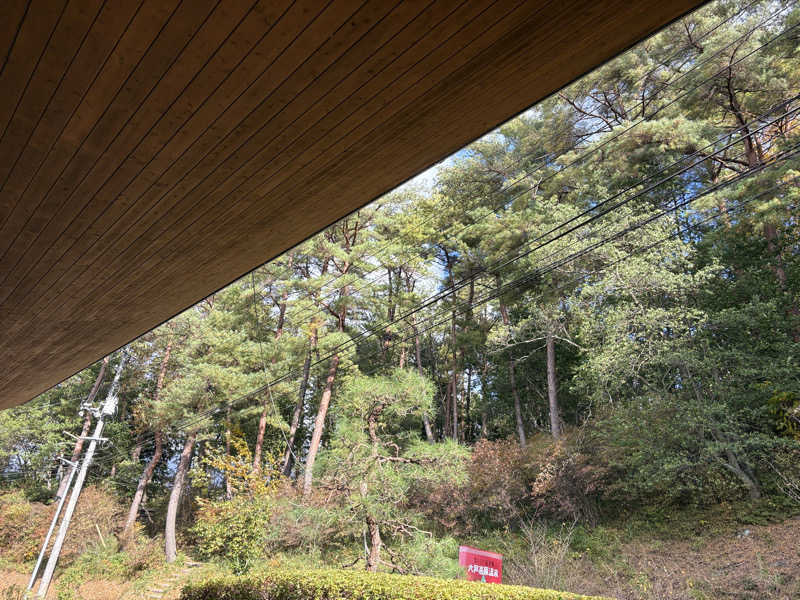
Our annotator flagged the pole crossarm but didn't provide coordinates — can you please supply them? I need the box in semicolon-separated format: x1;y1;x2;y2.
32;350;128;598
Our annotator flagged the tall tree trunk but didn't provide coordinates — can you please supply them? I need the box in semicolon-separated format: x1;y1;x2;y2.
443;251;459;441
363;403;385;572
382;267;395;363
302;354;340;496
282;341;314;476
155;338;173;395
480;358;490;438
464;366;472;442
122;335;172;537
718;199;732;228
443;378;451;439
734;90;796;326
461;277;475;442
546;332;561;440
131;435;143;463
225;407;233;500
499;300;526;448
253;263;292;473
450;310;459;441
253;403;269;473
274;256;291;339
725;76;795;327
452;371;459;441
764;217;799;340
764;222;789;288
252;364;281;473
427;334;444;439
510;357;527;448
414;327;435;442
122;432;163;542
56;355;109;499
165;431;196;563
365;515;382;572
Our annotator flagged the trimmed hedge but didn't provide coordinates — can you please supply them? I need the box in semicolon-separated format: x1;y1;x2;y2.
180;568;612;600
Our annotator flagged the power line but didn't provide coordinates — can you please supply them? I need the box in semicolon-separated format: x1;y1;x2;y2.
21;0;794;437
280;0;779;312
91;164;800;493
85;136;800;471
268;109;800;376
274;1;797;330
86;111;800;468
236;99;800;427
72;5;800;472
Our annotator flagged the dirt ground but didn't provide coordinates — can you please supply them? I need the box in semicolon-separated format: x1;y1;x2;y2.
76;580;127;600
0;569;57;599
565;516;800;600
0;569;130;600
2;518;798;599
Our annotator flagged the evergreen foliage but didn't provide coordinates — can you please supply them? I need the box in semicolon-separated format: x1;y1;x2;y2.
1;0;799;595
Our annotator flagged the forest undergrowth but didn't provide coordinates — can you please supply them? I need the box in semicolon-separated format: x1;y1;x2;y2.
1;0;800;598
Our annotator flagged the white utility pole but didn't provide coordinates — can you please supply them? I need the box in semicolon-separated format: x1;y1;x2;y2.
27;458;77;592
35;350;128;598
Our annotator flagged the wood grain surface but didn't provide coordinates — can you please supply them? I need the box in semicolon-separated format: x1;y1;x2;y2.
0;0;705;408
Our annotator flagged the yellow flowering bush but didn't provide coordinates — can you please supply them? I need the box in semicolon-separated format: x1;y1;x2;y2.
190;436;279;573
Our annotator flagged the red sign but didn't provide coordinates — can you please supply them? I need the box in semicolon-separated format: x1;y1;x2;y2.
459;545;502;584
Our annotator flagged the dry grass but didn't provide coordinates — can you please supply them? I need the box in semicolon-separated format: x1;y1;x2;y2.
503;520;578;591
0;486;124;566
76;580;127;600
0;570;55;599
563;516;800;600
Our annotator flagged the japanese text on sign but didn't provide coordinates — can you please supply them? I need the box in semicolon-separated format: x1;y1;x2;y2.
458;545;502;584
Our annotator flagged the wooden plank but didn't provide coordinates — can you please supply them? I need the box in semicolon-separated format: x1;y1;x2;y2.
72;0;442;282
0;0;707;407
0;0;384;321
0;0;180;304
0;0;253;302
50;0;535;327
0;0;214;303
91;0;548;319
0;1;138;262
0;0;68;220
0;0;31;78
0;0;688;346
0;0;103;194
0;0;499;335
137;0;704;314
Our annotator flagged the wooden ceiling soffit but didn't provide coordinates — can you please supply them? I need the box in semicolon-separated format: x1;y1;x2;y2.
0;0;705;408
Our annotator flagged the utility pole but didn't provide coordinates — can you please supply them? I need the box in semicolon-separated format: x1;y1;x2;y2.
34;350;128;598
26;458;77;592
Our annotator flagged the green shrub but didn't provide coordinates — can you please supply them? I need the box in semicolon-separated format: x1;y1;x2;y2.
190;493;274;573
189;435;280;573
51;532;164;600
180;568;611;600
390;533;463;579
0;585;25;600
57;540;129;586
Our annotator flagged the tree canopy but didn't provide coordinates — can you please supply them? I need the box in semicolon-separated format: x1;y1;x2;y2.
2;0;799;586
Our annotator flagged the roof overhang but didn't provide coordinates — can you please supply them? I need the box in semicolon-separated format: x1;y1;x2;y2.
0;0;705;409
